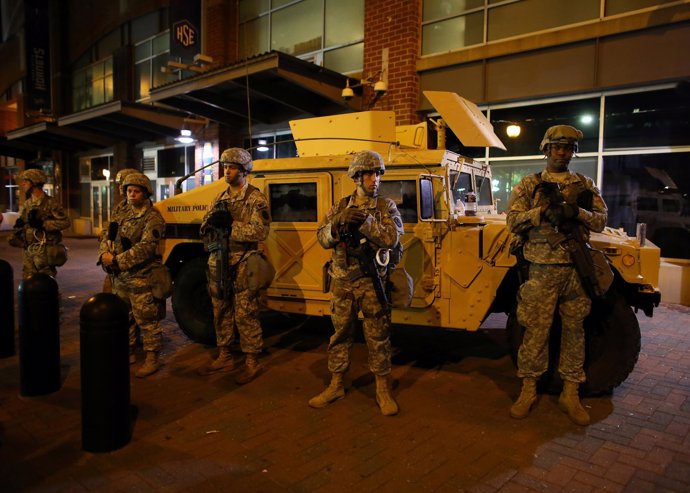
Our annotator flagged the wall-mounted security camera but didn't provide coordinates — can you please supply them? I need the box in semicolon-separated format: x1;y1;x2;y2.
373;80;387;95
341;86;355;101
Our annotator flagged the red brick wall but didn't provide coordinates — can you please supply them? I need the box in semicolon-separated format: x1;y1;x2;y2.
364;0;421;125
204;0;238;65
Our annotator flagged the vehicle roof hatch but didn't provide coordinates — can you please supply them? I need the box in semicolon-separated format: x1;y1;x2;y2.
423;91;506;150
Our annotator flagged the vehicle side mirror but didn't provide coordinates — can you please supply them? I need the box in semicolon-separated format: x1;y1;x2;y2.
419;178;434;220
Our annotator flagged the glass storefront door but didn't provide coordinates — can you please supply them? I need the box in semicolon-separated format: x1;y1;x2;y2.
91;181;111;235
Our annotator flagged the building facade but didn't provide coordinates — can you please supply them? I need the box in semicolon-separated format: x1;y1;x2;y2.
1;0;689;261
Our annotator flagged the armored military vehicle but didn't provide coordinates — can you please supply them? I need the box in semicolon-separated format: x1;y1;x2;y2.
157;91;661;394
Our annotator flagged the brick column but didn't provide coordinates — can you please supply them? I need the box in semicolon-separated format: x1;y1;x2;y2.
364;0;421;125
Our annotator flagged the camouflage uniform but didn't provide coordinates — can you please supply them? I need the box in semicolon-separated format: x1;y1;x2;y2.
201;182;271;354
317;193;403;376
507;170;607;382
12;194;71;278
98;200;166;352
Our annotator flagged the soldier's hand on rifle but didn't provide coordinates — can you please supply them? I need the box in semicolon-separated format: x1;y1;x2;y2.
339;207;368;226
28;209;43;229
207;208;233;228
544;202;578;226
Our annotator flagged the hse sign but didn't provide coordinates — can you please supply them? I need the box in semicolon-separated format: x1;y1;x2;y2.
174;20;197;48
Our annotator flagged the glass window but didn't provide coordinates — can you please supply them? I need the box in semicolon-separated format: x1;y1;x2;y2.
72;58;114;111
132;10;161;44
602;152;690;259
97;28;121;58
134;30;180;100
605;0;678;16
276;134;297;158
272;0;322;55
240;0;363;72
490;157;598;214
380;180;418;223
325;0;363;48
324;43;363;74
239;0;269;21
488;0;598;42
422;12;484;55
269;183;318;222
604;88;690;150
490;98;600;157
423;0;484;21
239;16;269;59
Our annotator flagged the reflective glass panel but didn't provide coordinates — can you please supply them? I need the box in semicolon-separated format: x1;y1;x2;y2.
324;43;363;74
604;88;690;149
135;41;151;62
380;180;418;223
422;12;483;55
325;0;363;47
153;32;169;55
606;0;677;16
488;0;598;42
490;98;600;157
423;0;484;21
272;0;321;55
239;0;269;22
603;152;690;259
240;16;269;58
269;183;318;222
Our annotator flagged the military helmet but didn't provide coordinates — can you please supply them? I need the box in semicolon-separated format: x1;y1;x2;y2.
115;168;139;185
20;168;48;186
220;147;253;173
539;125;584;152
122;172;153;197
347;150;385;179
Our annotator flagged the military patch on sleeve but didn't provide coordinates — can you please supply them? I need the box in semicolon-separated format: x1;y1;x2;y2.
394;217;403;229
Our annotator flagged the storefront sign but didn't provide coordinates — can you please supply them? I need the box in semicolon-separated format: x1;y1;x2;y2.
24;0;51;111
170;0;201;61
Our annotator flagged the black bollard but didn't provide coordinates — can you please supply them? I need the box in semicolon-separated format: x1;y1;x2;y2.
0;259;15;358
80;292;130;452
18;273;61;396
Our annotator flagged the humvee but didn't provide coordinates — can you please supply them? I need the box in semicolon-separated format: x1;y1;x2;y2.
157;91;661;394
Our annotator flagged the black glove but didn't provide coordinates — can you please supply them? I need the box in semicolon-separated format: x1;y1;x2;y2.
338;207;368;226
544;203;578;226
28;209;43;229
206;208;233;228
14;217;25;229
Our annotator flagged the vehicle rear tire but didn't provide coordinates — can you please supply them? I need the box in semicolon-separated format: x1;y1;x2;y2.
172;255;216;345
506;287;641;396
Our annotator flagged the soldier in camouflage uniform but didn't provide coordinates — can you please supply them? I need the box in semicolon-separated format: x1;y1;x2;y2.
309;150;404;416
99;173;166;378
8;169;71;278
507;125;608;426
198;148;271;385
101;168;138;294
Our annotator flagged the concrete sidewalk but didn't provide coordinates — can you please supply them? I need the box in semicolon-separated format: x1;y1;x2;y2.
0;236;689;492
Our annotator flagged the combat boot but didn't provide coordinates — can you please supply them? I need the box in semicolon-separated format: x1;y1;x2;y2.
198;347;235;376
375;375;399;416
234;353;263;385
135;351;160;378
558;381;590;426
510;378;537;419
308;373;345;408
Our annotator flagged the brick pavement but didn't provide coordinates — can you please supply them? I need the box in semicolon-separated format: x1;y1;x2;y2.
0;236;689;492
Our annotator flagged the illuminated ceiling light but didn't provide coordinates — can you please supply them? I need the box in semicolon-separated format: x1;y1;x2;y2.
176;128;195;144
102;169;111;180
580;114;594;125
506;124;521;138
257;139;269;152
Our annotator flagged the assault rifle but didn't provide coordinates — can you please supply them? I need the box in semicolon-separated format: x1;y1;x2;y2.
205;202;232;300
341;224;390;309
536;181;602;299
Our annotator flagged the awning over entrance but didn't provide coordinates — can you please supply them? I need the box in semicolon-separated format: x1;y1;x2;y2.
58;101;191;142
5;121;115;154
0;136;42;160
147;51;357;126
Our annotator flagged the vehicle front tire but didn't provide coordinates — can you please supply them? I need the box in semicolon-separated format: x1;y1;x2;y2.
172;255;216;345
